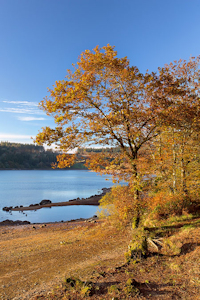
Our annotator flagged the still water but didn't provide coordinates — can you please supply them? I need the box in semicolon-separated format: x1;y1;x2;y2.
0;170;114;223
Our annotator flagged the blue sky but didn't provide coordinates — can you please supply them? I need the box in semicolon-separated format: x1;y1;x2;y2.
0;0;200;145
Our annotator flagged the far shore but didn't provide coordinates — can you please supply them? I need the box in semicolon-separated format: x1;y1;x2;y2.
3;187;111;212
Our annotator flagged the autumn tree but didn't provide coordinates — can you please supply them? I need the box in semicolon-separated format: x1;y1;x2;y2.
35;45;200;225
151;58;199;187
142;57;200;219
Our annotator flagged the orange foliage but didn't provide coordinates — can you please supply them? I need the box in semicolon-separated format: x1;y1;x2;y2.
35;45;200;222
52;154;76;169
99;185;147;226
147;192;194;219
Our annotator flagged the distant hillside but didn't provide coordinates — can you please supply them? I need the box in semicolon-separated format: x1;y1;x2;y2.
0;142;87;170
0;142;119;170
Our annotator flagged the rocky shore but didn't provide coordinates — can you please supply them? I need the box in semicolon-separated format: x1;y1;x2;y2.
0;219;31;226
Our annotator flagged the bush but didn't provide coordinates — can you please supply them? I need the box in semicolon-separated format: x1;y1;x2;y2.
63;277;94;297
99;185;147;227
147;192;199;220
124;278;140;296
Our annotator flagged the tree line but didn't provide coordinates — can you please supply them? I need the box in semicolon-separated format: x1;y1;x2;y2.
0;142;88;170
0;142;119;170
0;142;57;169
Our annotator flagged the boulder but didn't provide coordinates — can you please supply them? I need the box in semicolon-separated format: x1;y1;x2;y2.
40;199;52;205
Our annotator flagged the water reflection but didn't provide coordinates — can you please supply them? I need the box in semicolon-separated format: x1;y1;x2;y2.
2;205;98;224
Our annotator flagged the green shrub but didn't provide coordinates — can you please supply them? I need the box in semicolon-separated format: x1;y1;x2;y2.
124;278;140;296
63;276;94;296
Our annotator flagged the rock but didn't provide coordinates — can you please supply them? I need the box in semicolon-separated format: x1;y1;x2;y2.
40;199;52;205
40;224;46;228
2;206;12;211
23;221;31;224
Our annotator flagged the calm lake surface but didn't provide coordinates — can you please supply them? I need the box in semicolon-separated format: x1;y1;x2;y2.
0;170;114;223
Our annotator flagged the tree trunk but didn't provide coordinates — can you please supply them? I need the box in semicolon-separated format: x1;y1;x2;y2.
131;159;140;228
159;134;164;178
172;129;177;194
180;144;188;196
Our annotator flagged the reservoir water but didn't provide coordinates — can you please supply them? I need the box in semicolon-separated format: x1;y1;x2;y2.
0;170;114;224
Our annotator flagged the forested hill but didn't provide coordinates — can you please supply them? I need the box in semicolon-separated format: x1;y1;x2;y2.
0;142;87;170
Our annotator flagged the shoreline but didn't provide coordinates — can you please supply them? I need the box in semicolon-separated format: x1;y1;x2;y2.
0;216;100;226
10;187;110;211
1;188;111;226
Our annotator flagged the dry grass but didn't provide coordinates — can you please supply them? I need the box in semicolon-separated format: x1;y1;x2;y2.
1;217;200;299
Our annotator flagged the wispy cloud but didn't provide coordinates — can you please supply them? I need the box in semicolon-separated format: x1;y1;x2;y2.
17;116;46;121
0;107;45;114
0;100;44;115
2;100;38;106
0;108;45;114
